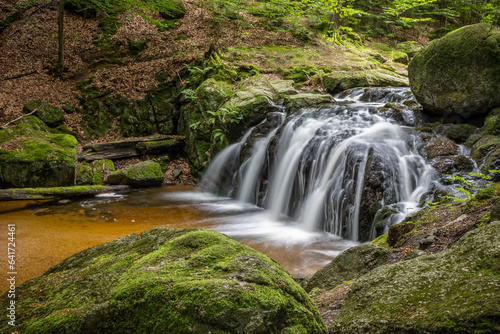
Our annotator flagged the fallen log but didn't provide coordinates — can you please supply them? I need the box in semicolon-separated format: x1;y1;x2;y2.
0;185;130;201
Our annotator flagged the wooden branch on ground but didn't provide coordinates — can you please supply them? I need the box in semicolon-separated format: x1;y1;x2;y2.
0;109;37;129
0;185;130;201
1;71;38;81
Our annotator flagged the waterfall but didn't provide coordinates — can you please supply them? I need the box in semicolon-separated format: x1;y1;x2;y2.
199;88;438;242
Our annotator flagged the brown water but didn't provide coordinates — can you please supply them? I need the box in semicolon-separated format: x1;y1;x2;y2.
0;185;357;294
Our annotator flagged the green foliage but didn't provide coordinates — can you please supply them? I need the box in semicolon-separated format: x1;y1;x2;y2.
444;170;500;202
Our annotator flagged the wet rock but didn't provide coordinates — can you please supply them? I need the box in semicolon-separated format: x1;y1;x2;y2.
23;100;66;126
305;243;388;292
0;228;327;333
425;137;458;160
409;23;500;119
434;155;474;174
372;206;398;236
330;222;500;333
481;149;500;179
108;161;164;187
378;102;418;126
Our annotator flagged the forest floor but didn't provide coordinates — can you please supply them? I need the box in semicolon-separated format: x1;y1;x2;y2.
0;0;411;132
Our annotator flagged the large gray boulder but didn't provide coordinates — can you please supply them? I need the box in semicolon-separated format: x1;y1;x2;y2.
409;23;500;119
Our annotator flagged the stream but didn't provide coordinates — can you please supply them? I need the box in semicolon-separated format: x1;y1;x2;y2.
2;87;468;295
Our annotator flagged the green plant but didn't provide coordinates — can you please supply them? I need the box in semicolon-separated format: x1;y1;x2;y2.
443;170;500;202
181;88;197;101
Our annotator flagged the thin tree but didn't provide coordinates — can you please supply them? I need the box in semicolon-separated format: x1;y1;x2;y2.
57;0;65;72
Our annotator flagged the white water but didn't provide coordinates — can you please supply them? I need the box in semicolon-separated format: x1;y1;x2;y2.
200;87;438;242
238;126;280;203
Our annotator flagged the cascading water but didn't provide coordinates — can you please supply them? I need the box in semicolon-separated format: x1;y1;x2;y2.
200;87;438;242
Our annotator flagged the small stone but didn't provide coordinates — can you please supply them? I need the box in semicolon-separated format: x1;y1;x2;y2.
173;169;182;178
420;235;435;249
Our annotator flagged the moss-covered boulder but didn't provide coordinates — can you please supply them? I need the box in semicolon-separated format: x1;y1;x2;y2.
482;107;500;136
425;137;458;160
76;162;94;185
17;115;51;132
305;243;389;292
284;93;334;114
445;124;476;143
178;79;235;172
0;125;77;188
409;23;500;119
470;135;500;162
330;222;500;333
108;161;163;187
23;100;66;126
0;228;327;333
324;70;409;94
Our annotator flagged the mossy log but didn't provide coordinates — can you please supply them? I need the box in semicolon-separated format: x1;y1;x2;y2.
0;185;129;201
79;135;184;161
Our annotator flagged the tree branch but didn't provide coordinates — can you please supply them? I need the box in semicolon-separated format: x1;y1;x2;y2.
0;109;37;129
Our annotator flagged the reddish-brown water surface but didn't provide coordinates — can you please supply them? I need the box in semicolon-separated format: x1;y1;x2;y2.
0;185;356;294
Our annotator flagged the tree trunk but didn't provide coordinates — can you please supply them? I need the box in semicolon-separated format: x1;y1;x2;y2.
58;0;65;72
327;0;342;30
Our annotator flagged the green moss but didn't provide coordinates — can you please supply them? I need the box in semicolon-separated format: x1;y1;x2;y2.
471;135;500;162
371;233;390;249
108;161;163;187
446;124;476;143
323;69;408;94
408;23;500;118
17;116;50;132
91;159;115;184
23;100;66;126
2;228;327;333
76;162;94;185
482;107;500;136
0;125;77;187
331;222;500;333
